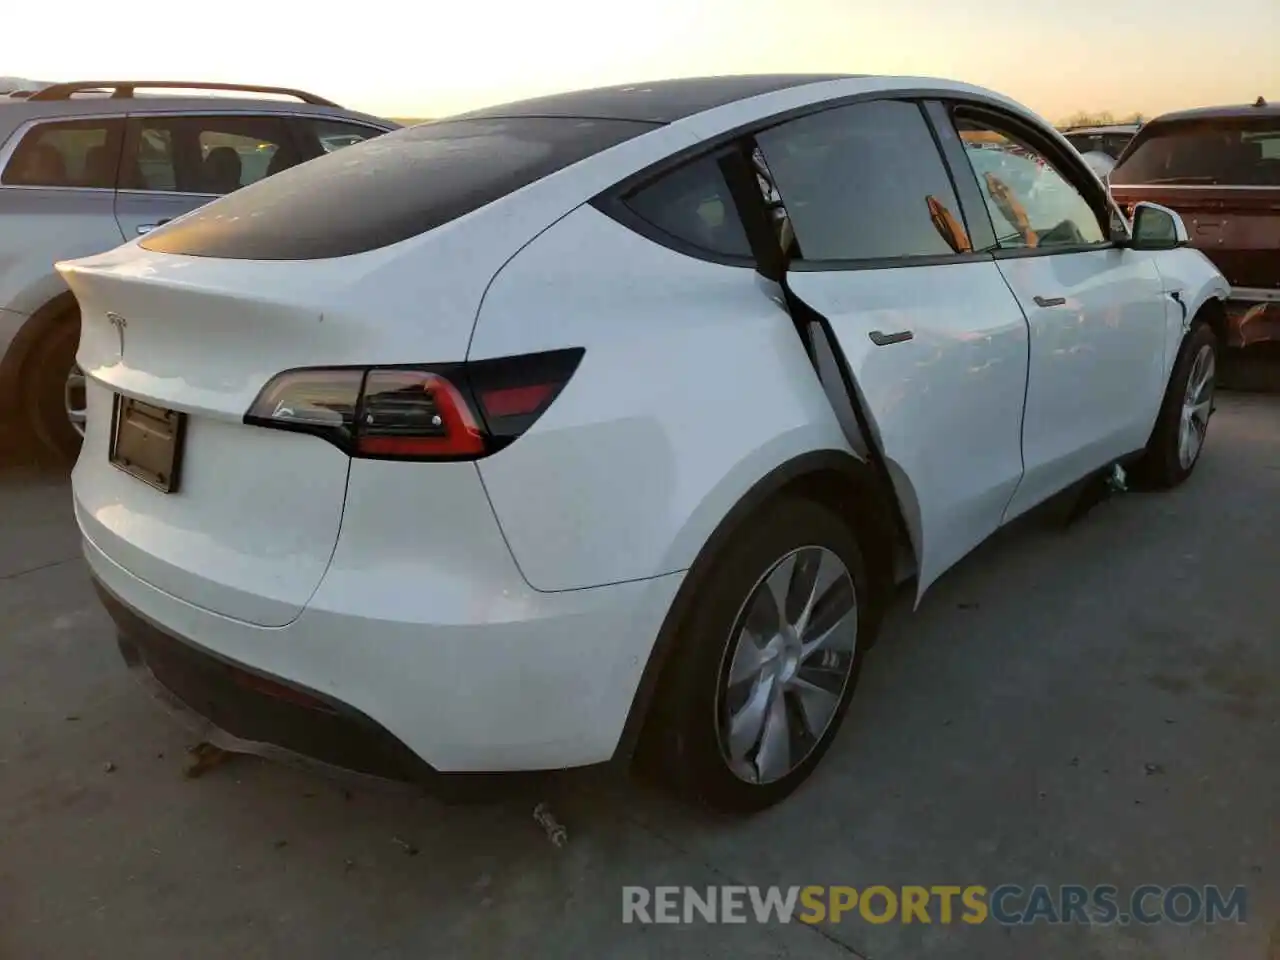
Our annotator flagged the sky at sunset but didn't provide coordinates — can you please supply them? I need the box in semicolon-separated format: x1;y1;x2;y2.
7;0;1277;123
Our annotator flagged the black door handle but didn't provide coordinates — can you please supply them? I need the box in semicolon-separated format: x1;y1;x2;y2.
868;330;913;346
1033;295;1067;308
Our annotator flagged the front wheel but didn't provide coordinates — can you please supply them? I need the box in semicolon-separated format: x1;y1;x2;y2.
1136;322;1218;489
646;497;873;813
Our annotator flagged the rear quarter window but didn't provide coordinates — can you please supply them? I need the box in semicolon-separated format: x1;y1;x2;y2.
140;117;656;260
1111;117;1280;186
620;152;752;259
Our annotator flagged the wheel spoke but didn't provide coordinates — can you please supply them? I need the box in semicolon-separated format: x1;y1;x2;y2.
753;688;792;782
727;630;768;687
761;553;797;631
727;673;774;765
790;547;846;638
787;673;841;740
800;590;857;662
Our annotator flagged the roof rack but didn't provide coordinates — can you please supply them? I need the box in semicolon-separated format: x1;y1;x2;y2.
27;80;340;107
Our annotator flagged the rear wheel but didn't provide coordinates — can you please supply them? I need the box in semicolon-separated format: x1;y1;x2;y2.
1136;322;1217;489
646;497;872;813
23;308;84;466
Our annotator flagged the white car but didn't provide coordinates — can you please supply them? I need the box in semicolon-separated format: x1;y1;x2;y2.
59;74;1229;812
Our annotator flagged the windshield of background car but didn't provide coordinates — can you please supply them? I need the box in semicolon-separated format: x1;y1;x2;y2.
139;116;656;260
1110;117;1280;186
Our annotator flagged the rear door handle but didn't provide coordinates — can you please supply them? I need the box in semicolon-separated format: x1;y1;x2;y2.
1033;295;1067;308
135;219;171;236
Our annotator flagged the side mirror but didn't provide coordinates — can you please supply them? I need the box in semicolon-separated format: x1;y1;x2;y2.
1127;202;1189;251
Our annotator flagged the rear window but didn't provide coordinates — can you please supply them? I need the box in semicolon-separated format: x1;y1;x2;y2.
140;117;655;260
1111;117;1280;186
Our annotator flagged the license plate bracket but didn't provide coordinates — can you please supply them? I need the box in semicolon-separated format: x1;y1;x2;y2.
109;395;186;493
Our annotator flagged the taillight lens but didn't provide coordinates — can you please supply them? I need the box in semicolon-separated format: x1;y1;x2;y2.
244;348;583;461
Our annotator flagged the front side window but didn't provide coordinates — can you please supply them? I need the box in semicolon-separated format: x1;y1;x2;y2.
622;152;752;258
122;115;300;195
1110;117;1280;187
954;112;1105;251
753;99;971;262
1;118;123;188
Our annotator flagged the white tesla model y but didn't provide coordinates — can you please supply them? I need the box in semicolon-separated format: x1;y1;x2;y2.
59;75;1228;812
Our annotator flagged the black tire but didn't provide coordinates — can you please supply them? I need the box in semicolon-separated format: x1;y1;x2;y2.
22;308;83;466
645;496;873;813
1135;322;1218;489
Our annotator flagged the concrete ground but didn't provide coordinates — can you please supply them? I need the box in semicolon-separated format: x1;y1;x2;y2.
1;395;1276;960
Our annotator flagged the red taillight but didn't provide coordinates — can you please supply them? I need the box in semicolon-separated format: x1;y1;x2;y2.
356;370;485;458
244;349;583;461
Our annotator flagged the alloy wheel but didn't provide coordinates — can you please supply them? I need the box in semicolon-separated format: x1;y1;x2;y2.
716;545;858;785
1178;344;1214;470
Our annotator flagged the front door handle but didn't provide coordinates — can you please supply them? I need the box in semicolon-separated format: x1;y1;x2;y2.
868;329;914;346
135;219;171;236
1033;295;1067;308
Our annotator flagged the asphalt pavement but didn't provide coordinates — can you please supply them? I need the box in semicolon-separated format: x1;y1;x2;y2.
1;394;1276;960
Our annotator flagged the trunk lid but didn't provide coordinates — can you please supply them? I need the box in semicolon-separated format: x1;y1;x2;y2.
58;241;486;627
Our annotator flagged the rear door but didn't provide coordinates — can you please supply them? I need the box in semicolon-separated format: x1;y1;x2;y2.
114;113;303;240
940;103;1170;521
750;99;1031;596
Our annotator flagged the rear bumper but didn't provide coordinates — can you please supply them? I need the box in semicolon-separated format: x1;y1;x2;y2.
97;576;433;784
83;525;683;776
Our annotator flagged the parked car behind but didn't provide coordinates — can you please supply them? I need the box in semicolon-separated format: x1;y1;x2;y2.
1064;123;1140;161
0;80;397;462
1109;99;1279;349
59;74;1228;813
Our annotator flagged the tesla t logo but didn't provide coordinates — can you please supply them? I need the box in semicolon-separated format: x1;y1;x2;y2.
106;312;127;357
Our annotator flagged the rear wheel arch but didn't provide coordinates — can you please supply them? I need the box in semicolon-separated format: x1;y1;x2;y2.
0;291;78;422
613;448;901;768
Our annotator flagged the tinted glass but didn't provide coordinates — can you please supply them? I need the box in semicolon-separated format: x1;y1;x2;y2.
754;100;971;261
623;153;751;258
2;119;123;188
122;115;298;195
142;117;654;260
1111;118;1280;186
955;115;1105;250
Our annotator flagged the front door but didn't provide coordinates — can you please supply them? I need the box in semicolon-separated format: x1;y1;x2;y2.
751;99;1031;597
944;107;1169;521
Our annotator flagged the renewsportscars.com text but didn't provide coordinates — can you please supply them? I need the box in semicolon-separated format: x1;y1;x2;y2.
622;884;1248;926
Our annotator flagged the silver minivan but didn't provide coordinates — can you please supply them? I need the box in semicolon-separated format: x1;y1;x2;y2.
0;80;396;462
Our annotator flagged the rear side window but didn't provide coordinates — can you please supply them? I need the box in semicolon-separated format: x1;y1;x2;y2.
121;115;300;195
141;117;655;260
1;118;124;188
622;153;751;258
1111;117;1280;186
754;100;971;262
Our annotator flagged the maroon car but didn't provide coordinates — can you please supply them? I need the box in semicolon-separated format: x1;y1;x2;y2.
1109;98;1280;349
